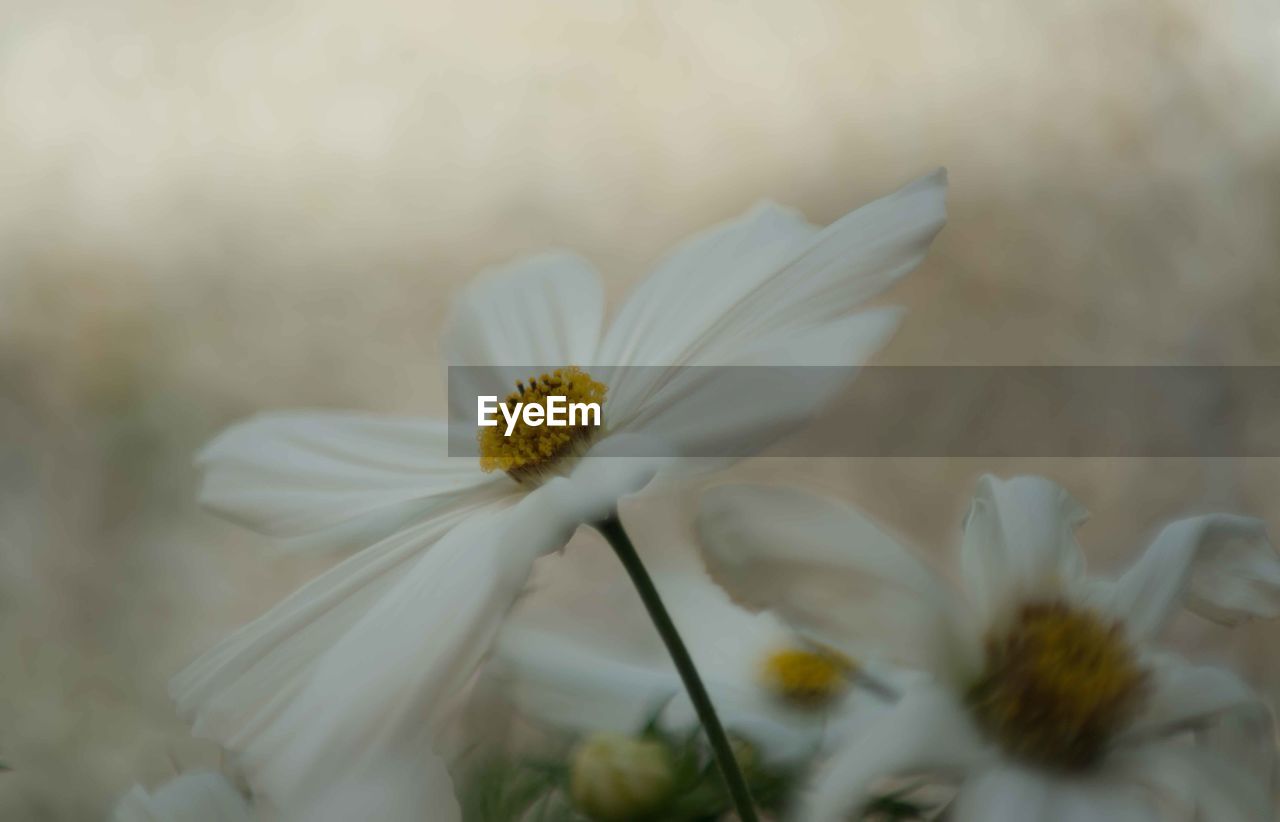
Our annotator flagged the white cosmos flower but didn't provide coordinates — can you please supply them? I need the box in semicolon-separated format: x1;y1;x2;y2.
113;771;252;822
697;477;1280;822
494;567;907;765
171;172;947;803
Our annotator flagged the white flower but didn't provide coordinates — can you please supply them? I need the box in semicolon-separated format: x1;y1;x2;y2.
171;172;947;802
112;772;252;822
494;565;904;764
697;477;1280;821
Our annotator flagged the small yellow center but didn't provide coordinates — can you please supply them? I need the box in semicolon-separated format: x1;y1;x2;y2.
760;648;855;709
967;601;1149;771
478;367;607;481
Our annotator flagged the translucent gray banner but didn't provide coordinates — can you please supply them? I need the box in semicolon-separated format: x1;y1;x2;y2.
447;366;1280;458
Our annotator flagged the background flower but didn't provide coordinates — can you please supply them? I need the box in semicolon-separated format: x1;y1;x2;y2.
697;477;1280;820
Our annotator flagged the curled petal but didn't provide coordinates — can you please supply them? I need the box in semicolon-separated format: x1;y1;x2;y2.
960;475;1089;619
1105;514;1280;640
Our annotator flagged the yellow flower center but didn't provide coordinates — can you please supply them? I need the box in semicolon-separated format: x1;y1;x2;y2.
477;367;606;482
967;601;1149;771
760;647;855;709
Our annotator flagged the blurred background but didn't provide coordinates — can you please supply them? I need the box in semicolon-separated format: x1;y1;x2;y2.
2;0;1279;816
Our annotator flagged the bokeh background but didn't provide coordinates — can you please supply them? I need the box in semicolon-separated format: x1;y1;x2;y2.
2;0;1279;817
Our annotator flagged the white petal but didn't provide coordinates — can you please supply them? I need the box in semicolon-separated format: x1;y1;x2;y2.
498;571;854;764
172;504;489;745
1101;514;1280;640
112;772;252;822
281;746;460;822
443;251;603;373
493;626;683;736
650;563;899;761
598;172;945;420
960;475;1088;619
598;202;818;368
550;433;675;521
196;412;503;543
800;683;991;822
230;496;576;802
1118;744;1276;822
613;309;903;460
697;484;979;678
1125;654;1273;743
953;767;1158;822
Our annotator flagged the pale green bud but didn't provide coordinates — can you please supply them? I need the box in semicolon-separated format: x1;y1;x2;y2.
569;733;675;821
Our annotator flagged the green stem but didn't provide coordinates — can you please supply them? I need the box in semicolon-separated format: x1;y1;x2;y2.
594;512;759;822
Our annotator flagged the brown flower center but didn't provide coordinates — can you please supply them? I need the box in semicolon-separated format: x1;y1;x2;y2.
967;601;1149;771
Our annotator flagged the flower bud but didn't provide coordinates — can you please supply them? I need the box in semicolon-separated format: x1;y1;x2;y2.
569;733;675;820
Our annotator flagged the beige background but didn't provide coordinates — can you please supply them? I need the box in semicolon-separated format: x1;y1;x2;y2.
1;0;1279;817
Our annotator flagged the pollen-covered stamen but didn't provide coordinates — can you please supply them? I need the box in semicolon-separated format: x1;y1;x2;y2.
478;367;606;481
967;601;1149;771
761;647;856;709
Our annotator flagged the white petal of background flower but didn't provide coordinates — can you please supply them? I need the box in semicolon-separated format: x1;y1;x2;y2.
705;477;1280;821
1125;654;1273;743
801;683;993;822
112;771;251;822
959;474;1089;619
952;765;1159;822
1098;513;1280;639
697;483;979;676
494;626;684;737
278;747;460;822
1118;744;1276;822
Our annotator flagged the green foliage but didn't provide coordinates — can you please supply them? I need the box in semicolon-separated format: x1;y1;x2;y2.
459;709;935;822
460;757;568;822
859;782;938;821
459;719;806;822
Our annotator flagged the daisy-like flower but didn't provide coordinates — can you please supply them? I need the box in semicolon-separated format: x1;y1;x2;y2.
171;171;946;806
697;477;1280;821
495;563;903;766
